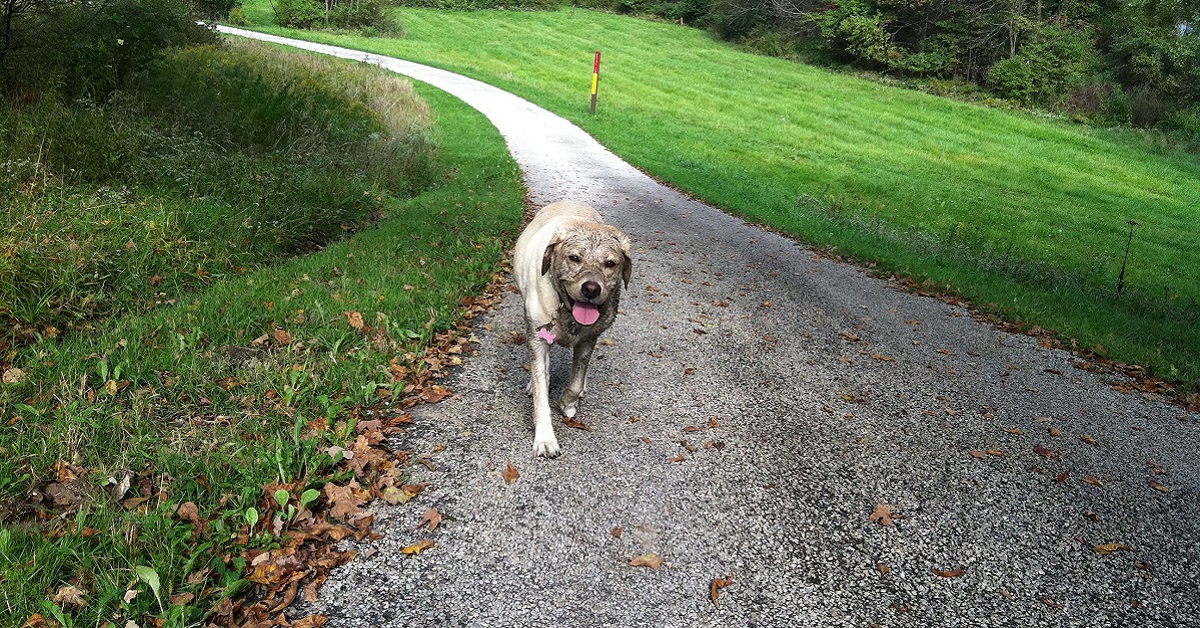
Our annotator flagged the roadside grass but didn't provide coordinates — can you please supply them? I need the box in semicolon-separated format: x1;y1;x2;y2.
238;4;1200;387
1;38;439;341
0;44;524;627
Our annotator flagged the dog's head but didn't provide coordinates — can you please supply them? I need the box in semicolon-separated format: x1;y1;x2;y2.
541;225;632;326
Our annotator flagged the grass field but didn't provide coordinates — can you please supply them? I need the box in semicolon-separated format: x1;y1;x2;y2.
239;4;1200;387
0;40;524;625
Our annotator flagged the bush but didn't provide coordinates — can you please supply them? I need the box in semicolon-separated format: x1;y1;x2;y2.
189;0;238;19
986;24;1101;108
274;0;325;28
1161;106;1200;148
397;0;558;9
2;0;217;101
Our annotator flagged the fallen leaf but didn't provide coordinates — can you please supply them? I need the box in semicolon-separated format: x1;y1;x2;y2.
563;416;592;431
710;574;734;606
968;450;987;459
1055;471;1070;484
871;353;894;362
877;563;890;575
1081;434;1099;446
1034;445;1058;459
502;462;519;485
345;311;365;330
1094;543;1131;555
1085;476;1104;487
51;585;87;608
2;367;25;384
324;480;369;522
610;527;623;538
932;567;965;578
670;454;686;463
1003;427;1024;435
401;539;434;555
1043;598;1064;609
1149;480;1169;493
273;328;293;345
402;483;430;498
868;503;897;526
1047;426;1063;437
986;449;1006;457
417;507;443;532
292;615;330;628
176;501;203;526
630;553;664;569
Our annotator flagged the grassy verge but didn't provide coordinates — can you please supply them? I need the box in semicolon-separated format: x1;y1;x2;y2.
238;4;1200;388
0;42;524;626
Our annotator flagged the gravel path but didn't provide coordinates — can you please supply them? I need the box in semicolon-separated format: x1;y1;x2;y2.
221;27;1199;627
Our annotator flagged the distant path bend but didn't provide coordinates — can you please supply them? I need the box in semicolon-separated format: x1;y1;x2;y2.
220;26;1199;628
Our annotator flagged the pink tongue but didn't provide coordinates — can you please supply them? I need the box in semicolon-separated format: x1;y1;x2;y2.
572;302;600;325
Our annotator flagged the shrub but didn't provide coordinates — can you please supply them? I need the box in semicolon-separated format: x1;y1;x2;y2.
397;0;558;9
986;24;1101;108
2;0;216;101
274;0;325;28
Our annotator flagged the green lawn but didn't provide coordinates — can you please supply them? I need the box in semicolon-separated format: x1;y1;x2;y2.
238;5;1200;386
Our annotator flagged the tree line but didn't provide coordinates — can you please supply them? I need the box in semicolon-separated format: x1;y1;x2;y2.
576;0;1200;142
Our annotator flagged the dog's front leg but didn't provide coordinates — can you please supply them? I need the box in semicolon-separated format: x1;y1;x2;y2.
527;338;560;458
560;338;596;419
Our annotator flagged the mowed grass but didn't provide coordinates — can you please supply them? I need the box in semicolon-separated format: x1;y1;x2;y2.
240;5;1200;386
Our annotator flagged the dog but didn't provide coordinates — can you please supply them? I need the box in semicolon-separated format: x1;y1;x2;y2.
512;201;633;458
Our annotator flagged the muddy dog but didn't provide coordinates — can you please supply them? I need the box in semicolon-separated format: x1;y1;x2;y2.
512;200;633;458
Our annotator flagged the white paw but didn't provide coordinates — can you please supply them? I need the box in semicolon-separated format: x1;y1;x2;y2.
559;400;578;418
533;438;561;458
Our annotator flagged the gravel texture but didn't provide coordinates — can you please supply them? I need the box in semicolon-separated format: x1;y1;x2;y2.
221;27;1200;627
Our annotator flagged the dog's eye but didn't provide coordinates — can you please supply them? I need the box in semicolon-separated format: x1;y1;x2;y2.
604;260;617;268
568;254;581;263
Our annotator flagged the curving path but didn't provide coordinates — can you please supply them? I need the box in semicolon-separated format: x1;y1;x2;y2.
220;26;1199;627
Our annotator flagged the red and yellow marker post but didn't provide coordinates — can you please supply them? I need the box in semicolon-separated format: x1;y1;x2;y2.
590;51;601;113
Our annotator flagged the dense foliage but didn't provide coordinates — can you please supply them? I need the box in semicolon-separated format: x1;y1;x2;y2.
576;0;1200;141
272;0;405;33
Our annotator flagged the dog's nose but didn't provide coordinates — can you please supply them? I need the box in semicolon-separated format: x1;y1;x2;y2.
581;280;601;300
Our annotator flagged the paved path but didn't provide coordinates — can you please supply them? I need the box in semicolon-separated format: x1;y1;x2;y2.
221;27;1199;627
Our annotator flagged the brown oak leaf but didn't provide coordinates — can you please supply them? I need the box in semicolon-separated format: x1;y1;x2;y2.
563;416;592;431
630;553;664;569
932;567;965;578
502;462;520;485
418;507;443;532
868;503;899;526
710;574;734;606
324;480;369;522
1093;542;1131;555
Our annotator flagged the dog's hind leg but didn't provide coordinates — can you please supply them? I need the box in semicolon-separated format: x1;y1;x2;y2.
559;338;596;419
527;338;560;458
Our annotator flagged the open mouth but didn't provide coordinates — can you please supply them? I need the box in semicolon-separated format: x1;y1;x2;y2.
571;299;601;325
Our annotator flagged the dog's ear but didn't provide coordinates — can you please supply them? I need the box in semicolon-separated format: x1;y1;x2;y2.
618;232;633;288
541;234;562;276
